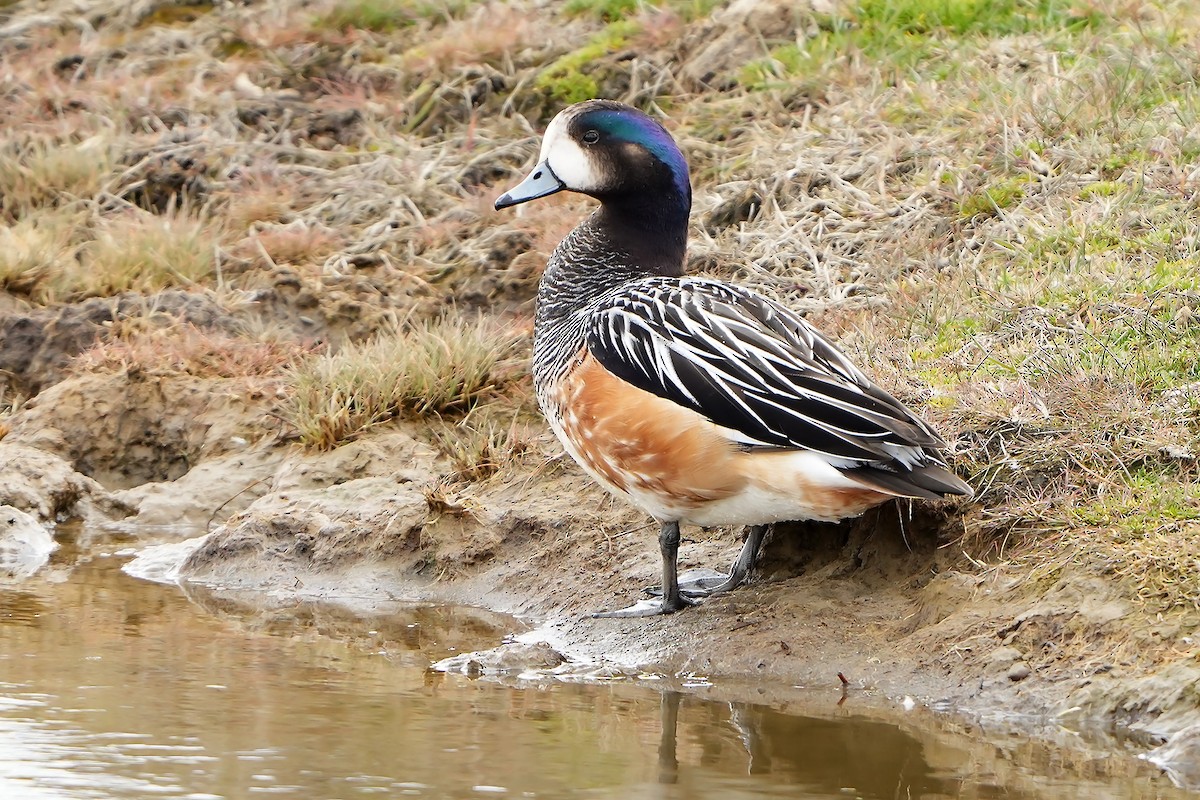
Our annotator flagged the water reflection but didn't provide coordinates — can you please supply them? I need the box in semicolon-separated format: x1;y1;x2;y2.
179;580;521;668
0;543;1190;800
654;690;953;796
0;590;45;626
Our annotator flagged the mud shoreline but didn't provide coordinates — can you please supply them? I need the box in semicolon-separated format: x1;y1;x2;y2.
4;396;1197;784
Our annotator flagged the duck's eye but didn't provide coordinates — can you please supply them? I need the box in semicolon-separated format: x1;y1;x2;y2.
581;129;600;144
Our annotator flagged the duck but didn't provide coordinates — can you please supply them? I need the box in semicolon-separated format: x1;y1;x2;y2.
494;99;972;617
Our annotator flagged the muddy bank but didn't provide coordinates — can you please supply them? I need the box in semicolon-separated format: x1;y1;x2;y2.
4;365;1198;783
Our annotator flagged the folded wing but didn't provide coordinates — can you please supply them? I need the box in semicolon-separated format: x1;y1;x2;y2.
586;278;971;497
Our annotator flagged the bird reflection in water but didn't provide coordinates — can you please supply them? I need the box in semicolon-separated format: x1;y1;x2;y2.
653;689;956;797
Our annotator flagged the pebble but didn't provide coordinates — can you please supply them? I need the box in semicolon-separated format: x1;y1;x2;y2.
1007;662;1032;682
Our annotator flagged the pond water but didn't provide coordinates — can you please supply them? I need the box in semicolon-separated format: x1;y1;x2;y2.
0;526;1191;800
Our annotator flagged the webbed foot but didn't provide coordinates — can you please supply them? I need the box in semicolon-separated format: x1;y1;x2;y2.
645;568;731;599
590;595;696;618
591;521;695;618
645;525;767;599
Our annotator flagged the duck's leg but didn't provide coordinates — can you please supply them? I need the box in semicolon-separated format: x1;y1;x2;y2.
651;524;768;599
592;521;694;617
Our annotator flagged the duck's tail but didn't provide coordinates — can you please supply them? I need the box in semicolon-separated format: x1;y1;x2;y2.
842;463;974;500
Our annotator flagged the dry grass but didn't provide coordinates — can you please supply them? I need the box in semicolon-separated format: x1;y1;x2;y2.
0;206;220;302
282;314;527;449
76;212;219;298
72;323;306;380
431;405;541;483
218;167;304;231
398;2;537;73
0;209;83;300
656;0;1200;613
0;136;116;219
237;221;345;267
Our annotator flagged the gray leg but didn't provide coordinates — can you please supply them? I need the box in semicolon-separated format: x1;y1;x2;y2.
674;524;768;598
592;521;694;617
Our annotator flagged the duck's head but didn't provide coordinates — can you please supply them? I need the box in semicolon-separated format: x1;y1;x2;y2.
495;100;691;213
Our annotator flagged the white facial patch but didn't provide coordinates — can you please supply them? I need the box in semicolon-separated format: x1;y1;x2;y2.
539;111;601;193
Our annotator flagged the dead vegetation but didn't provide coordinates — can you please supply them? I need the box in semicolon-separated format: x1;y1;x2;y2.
72;322;305;380
281;313;527;449
1;0;1198;667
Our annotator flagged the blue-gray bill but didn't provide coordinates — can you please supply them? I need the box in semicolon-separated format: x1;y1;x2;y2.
495;160;566;209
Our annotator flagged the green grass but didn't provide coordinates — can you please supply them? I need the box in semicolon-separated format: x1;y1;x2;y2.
958;177;1030;219
742;0;1102;88
315;0;477;32
927;254;1200;393
1078;181;1126;200
1032;42;1200;142
534;18;641;104
1064;468;1200;610
282;315;526;450
564;0;643;21
855;0;1098;36
563;0;719;22
886;127;1200;602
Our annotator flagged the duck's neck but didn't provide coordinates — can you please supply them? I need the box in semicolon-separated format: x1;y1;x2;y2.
536;197;688;319
531;195;689;389
594;190;690;277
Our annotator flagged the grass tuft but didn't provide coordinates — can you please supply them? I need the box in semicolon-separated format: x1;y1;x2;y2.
0;137;115;220
958;177;1030;219
73;212;218;299
0;210;82;301
315;0;477;32
0;208;219;303
564;0;643;22
282;315;527;450
432;406;538;483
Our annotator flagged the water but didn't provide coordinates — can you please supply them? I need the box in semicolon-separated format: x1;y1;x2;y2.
0;526;1190;800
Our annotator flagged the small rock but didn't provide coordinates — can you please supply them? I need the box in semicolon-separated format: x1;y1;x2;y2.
431;642;566;677
1161;444;1195;460
986;646;1025;670
53;54;85;77
122;536;209;584
1007;662;1032;682
233;72;265;99
704;186;765;234
0;505;57;579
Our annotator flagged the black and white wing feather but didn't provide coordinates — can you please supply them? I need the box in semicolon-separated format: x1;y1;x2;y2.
587;278;947;467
